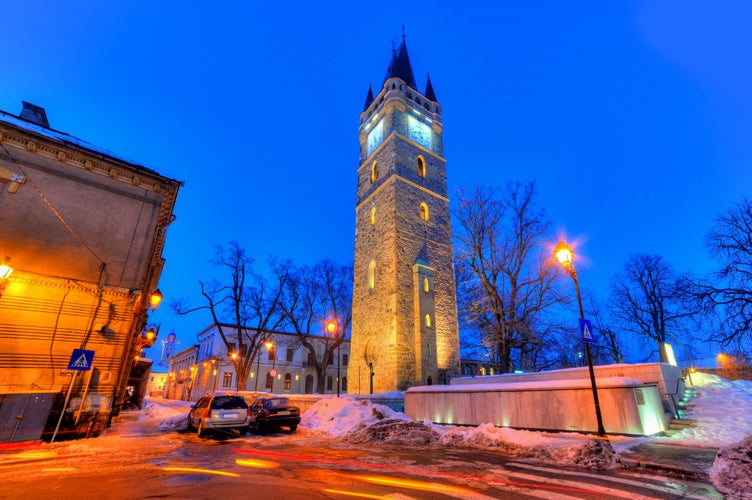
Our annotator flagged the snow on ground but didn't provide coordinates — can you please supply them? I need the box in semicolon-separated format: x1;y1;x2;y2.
658;371;752;447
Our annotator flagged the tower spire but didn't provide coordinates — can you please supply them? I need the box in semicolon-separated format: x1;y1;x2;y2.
363;82;374;111
425;73;437;102
383;30;417;90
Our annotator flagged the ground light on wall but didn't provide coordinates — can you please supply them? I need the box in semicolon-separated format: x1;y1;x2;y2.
554;240;607;437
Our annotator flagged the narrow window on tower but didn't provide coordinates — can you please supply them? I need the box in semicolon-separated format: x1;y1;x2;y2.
371;161;378;183
425;314;431;328
370;206;376;225
368;260;376;289
420;202;429;221
417;156;426;177
423;276;430;292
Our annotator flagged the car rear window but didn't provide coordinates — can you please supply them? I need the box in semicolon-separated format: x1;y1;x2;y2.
266;398;291;408
211;396;248;410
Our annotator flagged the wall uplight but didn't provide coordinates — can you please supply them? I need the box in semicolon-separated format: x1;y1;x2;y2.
0;258;13;279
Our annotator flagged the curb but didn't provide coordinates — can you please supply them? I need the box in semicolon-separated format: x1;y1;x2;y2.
618;455;710;481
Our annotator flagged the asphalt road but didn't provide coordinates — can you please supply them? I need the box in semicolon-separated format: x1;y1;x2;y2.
0;411;722;499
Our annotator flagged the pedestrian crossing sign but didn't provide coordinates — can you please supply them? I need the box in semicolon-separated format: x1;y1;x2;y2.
68;349;95;370
579;318;595;343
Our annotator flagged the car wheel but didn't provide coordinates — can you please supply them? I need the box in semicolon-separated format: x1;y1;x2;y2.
238;427;248;436
197;420;208;438
254;421;264;434
186;417;194;432
289;425;297;432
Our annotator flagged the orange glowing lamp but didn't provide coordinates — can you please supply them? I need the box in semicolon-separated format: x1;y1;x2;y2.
149;289;163;309
554;241;573;267
0;260;13;280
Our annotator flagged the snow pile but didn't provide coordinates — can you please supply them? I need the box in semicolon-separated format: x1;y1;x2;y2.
347;419;439;445
435;422;616;469
142;399;192;431
300;396;411;437
300;398;616;469
663;371;752;447
711;435;752;499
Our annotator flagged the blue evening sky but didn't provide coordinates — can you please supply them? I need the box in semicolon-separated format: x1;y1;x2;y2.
3;1;750;361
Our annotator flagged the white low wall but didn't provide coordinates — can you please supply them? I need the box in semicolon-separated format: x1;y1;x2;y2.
451;363;684;415
406;377;669;436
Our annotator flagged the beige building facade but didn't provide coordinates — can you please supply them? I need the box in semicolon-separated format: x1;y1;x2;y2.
349;40;460;393
0;102;181;441
163;324;351;401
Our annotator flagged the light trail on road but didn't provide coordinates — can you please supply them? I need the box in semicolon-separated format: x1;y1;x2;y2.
232;446;657;498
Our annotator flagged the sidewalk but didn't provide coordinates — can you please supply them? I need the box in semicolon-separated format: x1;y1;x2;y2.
618;441;719;480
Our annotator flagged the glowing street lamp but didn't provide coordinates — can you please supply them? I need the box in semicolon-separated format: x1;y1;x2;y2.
326;319;341;397
554;240;606;436
265;340;276;394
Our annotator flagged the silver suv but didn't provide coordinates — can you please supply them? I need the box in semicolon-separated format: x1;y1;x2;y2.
187;394;250;437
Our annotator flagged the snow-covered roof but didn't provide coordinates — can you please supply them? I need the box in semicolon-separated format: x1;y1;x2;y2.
0;108;160;176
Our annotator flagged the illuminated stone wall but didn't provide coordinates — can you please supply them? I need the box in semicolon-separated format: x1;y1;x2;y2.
349;77;460;394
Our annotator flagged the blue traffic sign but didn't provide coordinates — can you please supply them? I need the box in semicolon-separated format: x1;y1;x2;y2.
579;318;595;343
68;349;95;370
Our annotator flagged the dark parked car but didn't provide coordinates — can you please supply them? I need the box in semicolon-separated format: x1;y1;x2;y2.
187;393;250;437
248;397;301;433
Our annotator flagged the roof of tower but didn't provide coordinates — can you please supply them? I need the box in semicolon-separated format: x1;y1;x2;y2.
383;37;417;90
425;73;437;102
363;83;374;112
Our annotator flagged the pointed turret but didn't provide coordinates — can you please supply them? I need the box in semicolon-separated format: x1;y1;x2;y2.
424;73;437;102
363;83;374;111
383;37;417;90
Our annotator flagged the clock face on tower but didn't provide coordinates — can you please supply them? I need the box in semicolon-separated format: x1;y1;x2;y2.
408;116;432;150
367;120;384;156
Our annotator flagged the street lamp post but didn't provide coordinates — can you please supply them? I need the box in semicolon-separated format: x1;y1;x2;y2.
326;319;341;397
266;340;276;394
254;344;263;392
554;241;606;436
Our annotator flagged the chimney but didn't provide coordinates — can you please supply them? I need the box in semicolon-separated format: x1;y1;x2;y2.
19;101;50;128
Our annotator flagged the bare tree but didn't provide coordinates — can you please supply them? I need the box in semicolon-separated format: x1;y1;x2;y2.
584;292;625;364
692;197;752;350
454;182;566;373
609;254;694;362
174;242;289;390
278;260;352;393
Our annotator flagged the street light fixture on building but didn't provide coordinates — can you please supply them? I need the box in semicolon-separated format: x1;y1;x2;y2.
0;258;13;297
554;240;606;436
149;289;163;309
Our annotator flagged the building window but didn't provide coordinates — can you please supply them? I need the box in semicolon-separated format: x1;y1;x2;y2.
266;373;273;389
222;373;232;388
268;347;276;361
286;348;294;363
417;156;426;177
420;202;429;221
327;375;333;391
423;276;430;292
371;161;378;183
370;206;376;225
343;354;349;366
425;314;431;328
368;260;376;289
284;373;291;389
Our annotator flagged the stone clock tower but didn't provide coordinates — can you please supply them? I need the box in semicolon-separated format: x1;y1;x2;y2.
348;37;460;393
